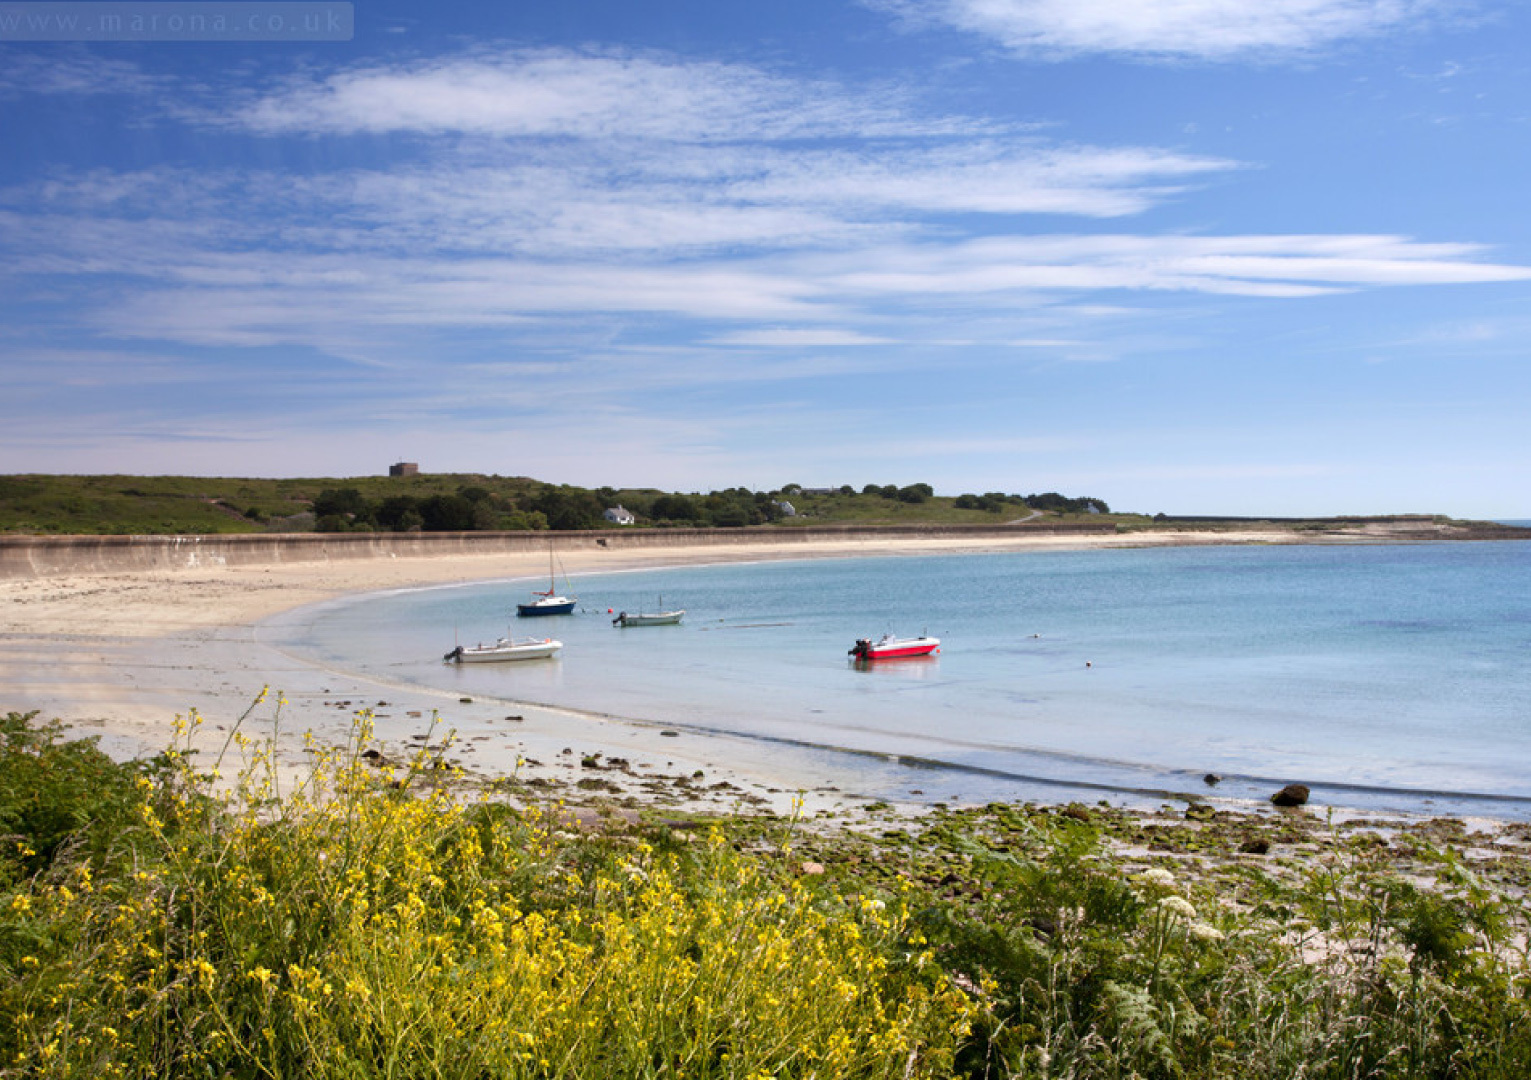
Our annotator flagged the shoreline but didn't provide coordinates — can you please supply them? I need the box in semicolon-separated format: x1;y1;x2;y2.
4;526;1526;826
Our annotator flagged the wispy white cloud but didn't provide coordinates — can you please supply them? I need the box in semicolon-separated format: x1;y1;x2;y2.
820;233;1531;301
1;48;1239;262
5;191;1527;356
207;50;1239;258
232;49;966;141
706;328;895;347
875;0;1466;61
298;142;1230;261
724;144;1234;219
0;53;171;96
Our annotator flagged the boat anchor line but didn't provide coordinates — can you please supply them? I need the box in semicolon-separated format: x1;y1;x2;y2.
696;622;795;630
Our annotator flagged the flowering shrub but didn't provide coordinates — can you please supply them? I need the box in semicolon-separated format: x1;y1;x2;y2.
0;705;970;1078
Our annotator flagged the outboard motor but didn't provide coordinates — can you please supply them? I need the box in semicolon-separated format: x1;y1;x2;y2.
443;645;464;663
849;638;871;658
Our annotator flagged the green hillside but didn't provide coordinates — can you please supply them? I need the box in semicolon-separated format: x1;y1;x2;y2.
0;474;1129;535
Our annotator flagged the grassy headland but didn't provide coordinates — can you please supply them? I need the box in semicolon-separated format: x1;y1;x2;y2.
5;707;1529;1079
1;472;1521;541
0;473;1112;535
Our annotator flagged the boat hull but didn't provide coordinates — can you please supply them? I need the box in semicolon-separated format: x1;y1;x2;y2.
613;610;684;627
517;597;576;616
849;635;940;660
447;639;561;663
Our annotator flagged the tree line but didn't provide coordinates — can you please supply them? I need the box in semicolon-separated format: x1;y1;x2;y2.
311;484;789;533
953;491;1110;514
311;482;1109;533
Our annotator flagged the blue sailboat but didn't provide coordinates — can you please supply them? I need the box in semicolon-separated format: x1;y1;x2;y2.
517;544;576;616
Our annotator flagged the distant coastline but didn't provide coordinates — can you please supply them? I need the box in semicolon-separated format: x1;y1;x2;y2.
4;515;1526;582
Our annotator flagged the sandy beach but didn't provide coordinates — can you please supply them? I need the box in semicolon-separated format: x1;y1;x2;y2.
0;525;1430;819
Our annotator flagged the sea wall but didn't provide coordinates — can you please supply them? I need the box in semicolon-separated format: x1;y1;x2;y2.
0;523;1117;580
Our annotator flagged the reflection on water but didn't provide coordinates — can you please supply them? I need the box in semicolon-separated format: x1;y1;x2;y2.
850;657;941;679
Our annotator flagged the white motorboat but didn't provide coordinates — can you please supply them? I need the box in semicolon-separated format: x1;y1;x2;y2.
848;633;940;660
444;637;562;663
613;609;685;627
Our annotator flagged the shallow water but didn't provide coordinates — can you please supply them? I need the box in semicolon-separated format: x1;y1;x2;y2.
265;542;1531;819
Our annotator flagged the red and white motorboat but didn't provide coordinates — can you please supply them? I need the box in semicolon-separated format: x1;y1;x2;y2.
849;633;940;660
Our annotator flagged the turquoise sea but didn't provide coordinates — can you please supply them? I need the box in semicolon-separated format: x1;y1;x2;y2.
266;540;1531;819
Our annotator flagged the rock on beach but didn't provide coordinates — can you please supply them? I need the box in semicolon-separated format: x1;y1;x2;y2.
1271;783;1310;808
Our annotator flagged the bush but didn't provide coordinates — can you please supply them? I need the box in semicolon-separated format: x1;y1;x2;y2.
0;709;973;1079
651;494;701;523
0;712;148;884
312;487;370;521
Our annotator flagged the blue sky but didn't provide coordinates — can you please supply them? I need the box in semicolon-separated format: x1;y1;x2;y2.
2;0;1529;516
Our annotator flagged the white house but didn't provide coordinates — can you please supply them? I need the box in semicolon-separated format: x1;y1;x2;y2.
604;505;636;525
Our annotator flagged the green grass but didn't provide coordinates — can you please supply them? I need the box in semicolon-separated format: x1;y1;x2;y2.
777;490;1006;525
0;474;1139;535
0;474;547;535
7;473;1502;537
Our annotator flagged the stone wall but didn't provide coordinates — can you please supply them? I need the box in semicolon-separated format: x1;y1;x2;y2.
0;523;1117;580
